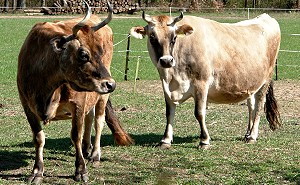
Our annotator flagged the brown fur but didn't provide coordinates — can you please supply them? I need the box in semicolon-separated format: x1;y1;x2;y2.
155;15;171;25
17;15;132;184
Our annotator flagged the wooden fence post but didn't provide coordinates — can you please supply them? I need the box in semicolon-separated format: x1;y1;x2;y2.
133;56;140;94
275;59;278;80
124;34;131;81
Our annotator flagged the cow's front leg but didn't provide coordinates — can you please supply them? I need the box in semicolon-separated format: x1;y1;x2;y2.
89;97;107;164
71;113;88;182
194;87;210;149
160;98;176;149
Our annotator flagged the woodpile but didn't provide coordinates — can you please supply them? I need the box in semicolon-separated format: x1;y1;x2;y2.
50;0;140;15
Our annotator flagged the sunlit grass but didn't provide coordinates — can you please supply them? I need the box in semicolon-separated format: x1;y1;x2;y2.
0;13;299;184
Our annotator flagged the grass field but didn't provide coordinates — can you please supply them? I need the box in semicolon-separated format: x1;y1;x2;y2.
0;12;299;184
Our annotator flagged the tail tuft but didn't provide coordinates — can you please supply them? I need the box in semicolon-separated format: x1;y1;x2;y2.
265;80;282;131
114;132;135;146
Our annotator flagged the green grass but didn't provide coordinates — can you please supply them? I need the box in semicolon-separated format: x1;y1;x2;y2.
0;13;299;184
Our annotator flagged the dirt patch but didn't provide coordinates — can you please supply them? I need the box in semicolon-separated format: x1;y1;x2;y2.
121;79;300;119
274;80;300;120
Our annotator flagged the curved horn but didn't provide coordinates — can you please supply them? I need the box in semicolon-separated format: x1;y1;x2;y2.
92;0;113;31
72;0;92;35
142;11;153;24
62;0;91;44
167;12;183;26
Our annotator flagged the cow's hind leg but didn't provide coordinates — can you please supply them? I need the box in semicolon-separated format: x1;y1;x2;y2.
245;95;255;141
194;83;210;149
245;82;269;144
82;107;95;158
24;107;45;185
160;98;176;149
89;96;107;164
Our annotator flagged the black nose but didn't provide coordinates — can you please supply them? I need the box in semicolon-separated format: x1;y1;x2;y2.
159;58;174;68
104;81;116;92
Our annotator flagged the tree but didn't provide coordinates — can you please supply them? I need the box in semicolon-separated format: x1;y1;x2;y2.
244;0;248;8
17;0;26;9
297;0;300;8
12;0;17;11
4;0;9;12
41;0;46;7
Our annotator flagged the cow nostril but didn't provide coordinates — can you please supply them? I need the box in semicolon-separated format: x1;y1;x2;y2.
105;81;116;92
159;57;174;68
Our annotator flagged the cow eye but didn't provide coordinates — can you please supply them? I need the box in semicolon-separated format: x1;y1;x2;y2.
149;33;156;42
78;49;89;62
171;36;177;45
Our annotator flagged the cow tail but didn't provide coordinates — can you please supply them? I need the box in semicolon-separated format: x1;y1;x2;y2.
265;80;282;131
105;98;135;146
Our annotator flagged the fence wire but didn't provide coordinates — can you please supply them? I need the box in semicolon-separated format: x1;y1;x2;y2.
113;30;300;80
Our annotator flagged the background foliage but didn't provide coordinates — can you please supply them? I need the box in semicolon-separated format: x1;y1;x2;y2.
1;0;300;9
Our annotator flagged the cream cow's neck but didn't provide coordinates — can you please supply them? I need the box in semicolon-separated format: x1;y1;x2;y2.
158;67;193;104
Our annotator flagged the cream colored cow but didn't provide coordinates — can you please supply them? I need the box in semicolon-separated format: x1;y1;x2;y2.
130;13;281;149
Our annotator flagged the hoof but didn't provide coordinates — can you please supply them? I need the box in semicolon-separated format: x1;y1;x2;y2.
88;157;101;168
28;174;43;185
89;151;101;162
245;139;256;144
244;136;257;144
198;143;210;150
74;172;88;182
158;142;171;150
90;160;101;168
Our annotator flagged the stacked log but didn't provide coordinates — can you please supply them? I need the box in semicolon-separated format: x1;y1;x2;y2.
50;0;140;15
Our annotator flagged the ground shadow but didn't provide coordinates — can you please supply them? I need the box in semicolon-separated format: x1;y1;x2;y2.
15;133;198;151
0;150;30;171
0;132;198;182
0;150;30;182
130;133;198;147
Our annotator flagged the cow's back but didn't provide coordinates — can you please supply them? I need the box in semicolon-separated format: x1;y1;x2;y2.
172;14;280;103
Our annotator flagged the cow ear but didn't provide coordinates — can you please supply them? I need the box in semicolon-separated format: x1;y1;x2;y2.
175;24;194;37
130;26;147;39
50;37;67;53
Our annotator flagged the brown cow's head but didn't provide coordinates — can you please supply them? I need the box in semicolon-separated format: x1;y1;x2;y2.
130;12;193;68
50;0;115;94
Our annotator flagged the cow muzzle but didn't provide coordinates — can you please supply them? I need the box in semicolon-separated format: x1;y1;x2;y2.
97;78;116;94
158;55;176;68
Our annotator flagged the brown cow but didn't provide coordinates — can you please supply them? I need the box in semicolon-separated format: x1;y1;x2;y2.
17;1;132;184
130;12;281;149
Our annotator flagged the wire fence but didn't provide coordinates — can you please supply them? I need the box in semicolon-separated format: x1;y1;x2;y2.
110;8;300;81
112;35;300;81
1;6;297;80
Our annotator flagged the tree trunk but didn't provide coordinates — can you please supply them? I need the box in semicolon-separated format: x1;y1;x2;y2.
12;0;17;10
17;0;26;9
297;0;300;8
41;0;46;7
244;0;248;8
252;0;256;8
4;0;9;12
